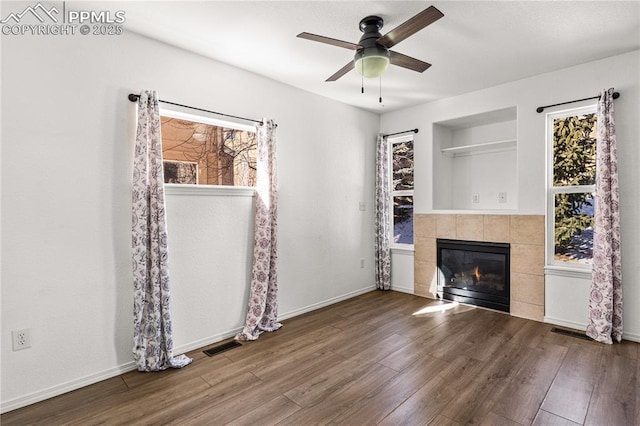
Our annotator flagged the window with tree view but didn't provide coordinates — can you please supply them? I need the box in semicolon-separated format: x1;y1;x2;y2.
548;106;596;266
160;111;256;187
390;136;414;246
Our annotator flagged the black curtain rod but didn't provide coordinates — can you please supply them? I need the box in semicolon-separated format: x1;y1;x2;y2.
128;93;264;125
384;128;419;138
536;91;620;113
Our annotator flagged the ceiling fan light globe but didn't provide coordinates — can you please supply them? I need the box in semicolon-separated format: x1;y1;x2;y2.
354;47;390;78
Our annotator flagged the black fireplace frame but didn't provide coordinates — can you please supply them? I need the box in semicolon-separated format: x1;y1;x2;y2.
436;239;510;312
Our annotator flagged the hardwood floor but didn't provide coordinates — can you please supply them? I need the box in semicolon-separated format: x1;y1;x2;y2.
2;291;638;425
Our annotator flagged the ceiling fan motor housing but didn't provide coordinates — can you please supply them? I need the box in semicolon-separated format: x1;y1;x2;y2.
354;15;390;78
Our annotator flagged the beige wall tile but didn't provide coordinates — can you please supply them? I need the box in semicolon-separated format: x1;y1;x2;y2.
510;272;544;305
510;300;544;322
436;214;457;239
510;215;545;245
414;261;439;298
414;237;436;264
511;243;545;276
455;214;484;241
414;214;436;238
483;215;510;243
414;282;438;299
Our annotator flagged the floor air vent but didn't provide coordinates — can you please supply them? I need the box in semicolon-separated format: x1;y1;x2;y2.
550;327;592;341
203;340;242;357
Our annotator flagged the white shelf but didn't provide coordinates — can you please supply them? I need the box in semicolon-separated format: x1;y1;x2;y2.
430;209;518;214
440;139;516;157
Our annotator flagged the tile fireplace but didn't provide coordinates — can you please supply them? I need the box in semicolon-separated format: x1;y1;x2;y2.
414;214;545;321
437;238;510;312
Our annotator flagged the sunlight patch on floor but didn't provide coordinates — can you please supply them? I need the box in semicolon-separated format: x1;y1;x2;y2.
412;301;459;315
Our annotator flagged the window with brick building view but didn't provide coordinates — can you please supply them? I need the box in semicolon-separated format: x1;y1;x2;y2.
160;114;256;187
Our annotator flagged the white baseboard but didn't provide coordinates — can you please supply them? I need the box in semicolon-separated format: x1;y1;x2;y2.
544;316;587;332
390;285;414;295
544;316;640;343
278;285;376;321
623;331;640;343
173;328;243;355
1;286;376;414
1;361;137;414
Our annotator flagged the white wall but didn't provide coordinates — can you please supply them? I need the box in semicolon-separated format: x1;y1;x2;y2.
390;249;414;294
382;50;640;342
451;149;517;210
544;273;591;331
1;30;379;411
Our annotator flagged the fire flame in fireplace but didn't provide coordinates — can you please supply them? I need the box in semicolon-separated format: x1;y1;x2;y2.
474;265;481;282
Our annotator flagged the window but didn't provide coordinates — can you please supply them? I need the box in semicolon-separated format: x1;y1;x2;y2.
160;110;256;187
547;105;596;267
389;135;414;247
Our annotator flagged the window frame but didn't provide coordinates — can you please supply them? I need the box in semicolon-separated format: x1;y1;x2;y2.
159;107;257;193
545;104;597;272
388;134;414;251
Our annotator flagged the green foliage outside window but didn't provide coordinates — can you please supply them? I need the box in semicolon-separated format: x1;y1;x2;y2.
554;193;594;250
553;114;596;250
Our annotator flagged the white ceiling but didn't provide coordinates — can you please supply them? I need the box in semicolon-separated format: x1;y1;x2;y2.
104;1;639;113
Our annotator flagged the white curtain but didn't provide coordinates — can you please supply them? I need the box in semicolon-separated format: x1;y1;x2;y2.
131;90;192;370
375;134;391;290
236;120;281;341
586;88;623;344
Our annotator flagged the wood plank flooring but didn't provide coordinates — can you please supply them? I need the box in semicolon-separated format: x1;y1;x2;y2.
2;291;638;425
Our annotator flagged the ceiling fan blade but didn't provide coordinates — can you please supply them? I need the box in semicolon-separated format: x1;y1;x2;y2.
297;32;361;50
377;6;444;48
326;61;355;81
389;51;432;73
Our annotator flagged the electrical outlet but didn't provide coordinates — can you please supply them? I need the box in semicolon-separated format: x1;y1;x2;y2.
499;192;507;203
359;202;366;211
12;329;31;351
360;258;365;268
472;193;480;204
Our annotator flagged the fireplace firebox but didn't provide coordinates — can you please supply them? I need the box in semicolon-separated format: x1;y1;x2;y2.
437;239;510;312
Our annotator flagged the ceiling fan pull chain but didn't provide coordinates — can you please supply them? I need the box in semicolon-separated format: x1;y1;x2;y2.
379;75;383;104
361;73;364;94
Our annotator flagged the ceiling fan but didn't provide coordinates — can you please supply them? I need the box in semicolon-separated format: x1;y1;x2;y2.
297;5;444;82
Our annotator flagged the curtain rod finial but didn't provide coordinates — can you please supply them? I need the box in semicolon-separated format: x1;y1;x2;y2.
128;93;139;102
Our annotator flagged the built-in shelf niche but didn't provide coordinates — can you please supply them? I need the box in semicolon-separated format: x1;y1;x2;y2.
433;107;518;211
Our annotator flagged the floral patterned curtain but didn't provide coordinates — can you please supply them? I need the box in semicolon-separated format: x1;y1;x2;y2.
131;90;192;370
586;88;623;344
375;134;391;290
236;120;281;341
